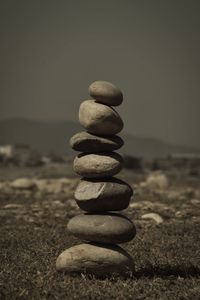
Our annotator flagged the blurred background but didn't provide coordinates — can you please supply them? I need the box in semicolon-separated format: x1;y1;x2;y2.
1;3;200;297
0;0;200;161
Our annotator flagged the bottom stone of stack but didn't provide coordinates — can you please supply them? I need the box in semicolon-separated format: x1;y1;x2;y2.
56;243;134;276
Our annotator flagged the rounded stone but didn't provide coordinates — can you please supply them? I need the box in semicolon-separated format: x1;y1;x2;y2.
70;131;124;153
75;177;133;212
67;213;136;244
79;100;123;135
73;152;123;178
89;81;123;106
56;243;134;276
11;178;36;190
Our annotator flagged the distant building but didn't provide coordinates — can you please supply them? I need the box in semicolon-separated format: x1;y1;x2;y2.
0;144;42;166
169;153;200;159
0;145;14;159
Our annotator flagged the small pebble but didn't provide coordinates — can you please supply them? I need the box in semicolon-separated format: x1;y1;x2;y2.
141;213;164;224
75;177;133;212
11;178;35;190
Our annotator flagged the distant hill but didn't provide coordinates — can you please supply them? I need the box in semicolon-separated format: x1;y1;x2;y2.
122;134;200;158
0;118;199;158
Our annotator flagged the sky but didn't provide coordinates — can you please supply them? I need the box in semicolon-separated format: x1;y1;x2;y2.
0;0;200;148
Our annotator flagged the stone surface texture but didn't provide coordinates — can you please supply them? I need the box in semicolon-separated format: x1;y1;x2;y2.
79;100;123;135
56;243;134;276
70;131;124;153
67;213;136;244
75;177;133;212
73;152;123;178
89;81;123;106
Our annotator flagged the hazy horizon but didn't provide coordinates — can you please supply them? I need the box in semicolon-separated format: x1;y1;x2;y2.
1;116;200;151
1;0;200;148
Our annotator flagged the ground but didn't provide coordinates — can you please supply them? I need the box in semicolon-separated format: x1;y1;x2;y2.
0;163;199;299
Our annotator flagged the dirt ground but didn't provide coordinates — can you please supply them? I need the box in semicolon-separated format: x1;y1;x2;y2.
0;164;199;299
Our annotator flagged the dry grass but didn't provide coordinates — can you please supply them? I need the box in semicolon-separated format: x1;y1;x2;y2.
0;167;200;299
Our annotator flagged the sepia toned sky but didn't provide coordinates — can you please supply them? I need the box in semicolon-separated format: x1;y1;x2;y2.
0;0;200;148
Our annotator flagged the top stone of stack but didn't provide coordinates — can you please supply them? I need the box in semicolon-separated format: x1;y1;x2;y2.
89;81;123;106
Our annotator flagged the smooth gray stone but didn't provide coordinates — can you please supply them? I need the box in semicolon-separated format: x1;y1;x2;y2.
79;100;123;135
70;131;124;153
75;177;133;212
56;243;134;276
67;213;136;244
89;81;123;106
73;152;123;178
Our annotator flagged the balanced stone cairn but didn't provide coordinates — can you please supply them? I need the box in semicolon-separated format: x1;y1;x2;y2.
56;81;136;277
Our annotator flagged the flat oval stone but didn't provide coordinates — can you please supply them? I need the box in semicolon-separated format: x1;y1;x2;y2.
56;243;134;276
79;100;123;135
73;152;123;178
67;213;136;244
75;177;133;212
89;81;123;106
70;131;124;153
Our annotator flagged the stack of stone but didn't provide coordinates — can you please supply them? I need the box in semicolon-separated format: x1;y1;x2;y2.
56;81;136;277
